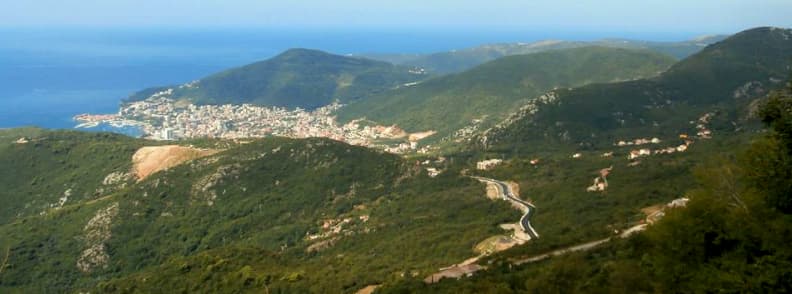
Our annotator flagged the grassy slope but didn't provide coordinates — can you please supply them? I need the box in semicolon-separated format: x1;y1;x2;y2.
338;47;676;136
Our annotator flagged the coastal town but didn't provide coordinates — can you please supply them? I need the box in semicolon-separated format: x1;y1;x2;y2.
73;89;437;154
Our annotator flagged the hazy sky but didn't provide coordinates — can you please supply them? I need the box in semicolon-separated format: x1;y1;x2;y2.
2;0;791;33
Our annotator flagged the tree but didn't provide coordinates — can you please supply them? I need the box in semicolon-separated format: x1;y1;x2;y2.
745;82;792;213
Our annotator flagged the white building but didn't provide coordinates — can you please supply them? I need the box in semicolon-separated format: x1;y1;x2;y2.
426;168;442;178
160;128;175;140
476;159;503;170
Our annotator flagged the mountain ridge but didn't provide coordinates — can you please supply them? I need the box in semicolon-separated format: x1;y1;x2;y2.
359;35;727;74
125;48;427;109
338;46;677;137
483;27;792;151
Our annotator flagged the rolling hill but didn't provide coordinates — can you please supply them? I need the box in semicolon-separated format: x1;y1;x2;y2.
338;46;677;137
378;82;792;293
360;35;726;74
483;27;792;152
0;129;518;293
125;48;427;109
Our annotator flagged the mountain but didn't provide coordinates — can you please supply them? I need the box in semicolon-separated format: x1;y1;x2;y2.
126;48;427;109
483;27;792;151
360;35;727;74
338;46;677;137
0;128;519;293
378;83;792;293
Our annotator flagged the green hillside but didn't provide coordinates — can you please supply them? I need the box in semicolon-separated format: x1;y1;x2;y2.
0;130;517;293
361;35;725;74
126;48;427;109
338;46;676;136
485;27;792;152
379;83;792;293
0;129;143;225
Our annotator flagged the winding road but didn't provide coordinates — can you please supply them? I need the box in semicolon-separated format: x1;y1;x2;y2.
474;177;539;239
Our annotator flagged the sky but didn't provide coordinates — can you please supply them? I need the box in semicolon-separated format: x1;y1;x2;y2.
1;0;791;34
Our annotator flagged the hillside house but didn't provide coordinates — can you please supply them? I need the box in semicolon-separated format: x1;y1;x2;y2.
476;159;503;170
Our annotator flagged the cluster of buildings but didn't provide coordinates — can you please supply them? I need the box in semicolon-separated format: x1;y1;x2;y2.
111;97;355;141
615;137;662;147
695;112;714;139
623;112;715;160
626;141;691;160
74;94;436;154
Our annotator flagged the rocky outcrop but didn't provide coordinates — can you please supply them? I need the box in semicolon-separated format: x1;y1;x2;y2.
76;202;119;273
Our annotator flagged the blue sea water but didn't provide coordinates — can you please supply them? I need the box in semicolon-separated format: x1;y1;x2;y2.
0;27;703;131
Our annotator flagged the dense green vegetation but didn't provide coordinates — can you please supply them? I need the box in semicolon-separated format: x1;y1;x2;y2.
362;35;725;74
339;47;676;136
0;131;517;293
379;82;792;293
126;48;427;109
486;27;792;152
0;129;143;225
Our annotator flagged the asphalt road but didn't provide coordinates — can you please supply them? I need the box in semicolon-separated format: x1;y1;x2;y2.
513;224;647;265
474;177;539;239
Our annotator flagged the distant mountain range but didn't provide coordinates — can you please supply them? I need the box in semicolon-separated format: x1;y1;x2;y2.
358;35;728;74
126;48;426;109
123;35;727;113
483;27;792;151
338;46;677;136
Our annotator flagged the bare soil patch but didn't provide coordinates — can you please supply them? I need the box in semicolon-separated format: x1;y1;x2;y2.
132;145;220;181
408;130;437;141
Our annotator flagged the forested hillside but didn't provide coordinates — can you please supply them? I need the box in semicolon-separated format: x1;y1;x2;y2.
361;35;725;74
484;27;792;152
339;47;675;136
0;130;518;293
126;48;426;109
379;81;792;293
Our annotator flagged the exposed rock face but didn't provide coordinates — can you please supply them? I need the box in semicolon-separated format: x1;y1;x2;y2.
191;164;241;206
95;171;135;196
102;171;132;186
77;202;119;273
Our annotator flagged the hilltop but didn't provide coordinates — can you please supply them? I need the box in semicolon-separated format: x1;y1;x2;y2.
338;46;676;137
126;48;426;109
360;35;726;74
484;27;792;152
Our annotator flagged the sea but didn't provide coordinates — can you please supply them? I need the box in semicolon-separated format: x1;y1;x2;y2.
0;27;702;135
